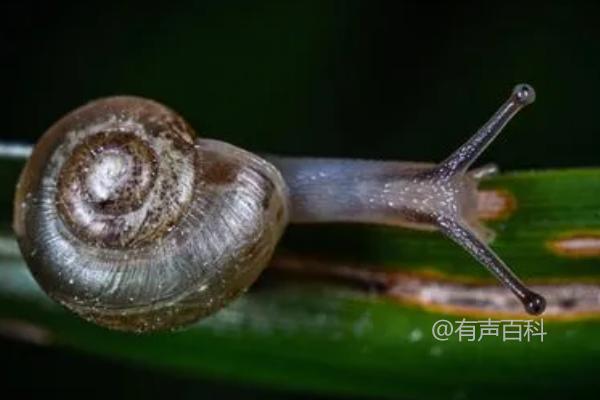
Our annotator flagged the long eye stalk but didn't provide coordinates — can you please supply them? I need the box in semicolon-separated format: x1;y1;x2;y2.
438;217;545;315
433;84;545;315
433;84;536;180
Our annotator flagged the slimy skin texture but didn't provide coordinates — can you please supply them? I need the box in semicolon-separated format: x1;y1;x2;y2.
272;84;545;316
10;84;544;332
267;158;477;230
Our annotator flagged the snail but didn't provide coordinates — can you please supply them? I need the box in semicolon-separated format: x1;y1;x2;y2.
11;84;545;333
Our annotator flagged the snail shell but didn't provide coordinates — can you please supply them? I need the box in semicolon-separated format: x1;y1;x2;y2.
13;96;289;332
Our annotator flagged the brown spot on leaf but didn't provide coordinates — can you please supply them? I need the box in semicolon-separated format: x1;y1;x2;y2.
476;189;516;221
548;232;600;258
270;254;600;320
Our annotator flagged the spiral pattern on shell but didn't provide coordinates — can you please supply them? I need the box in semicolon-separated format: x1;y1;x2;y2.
13;96;289;332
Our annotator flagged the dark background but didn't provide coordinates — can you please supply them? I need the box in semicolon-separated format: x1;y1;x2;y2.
1;0;598;398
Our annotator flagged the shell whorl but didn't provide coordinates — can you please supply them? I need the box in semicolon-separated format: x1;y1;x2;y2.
13;96;289;332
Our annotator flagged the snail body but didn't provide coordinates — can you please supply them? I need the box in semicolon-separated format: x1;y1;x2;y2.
13;85;545;332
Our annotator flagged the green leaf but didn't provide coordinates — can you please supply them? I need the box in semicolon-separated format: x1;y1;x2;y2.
0;154;599;399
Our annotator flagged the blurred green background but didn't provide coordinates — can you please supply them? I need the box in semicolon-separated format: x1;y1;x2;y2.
1;0;599;398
